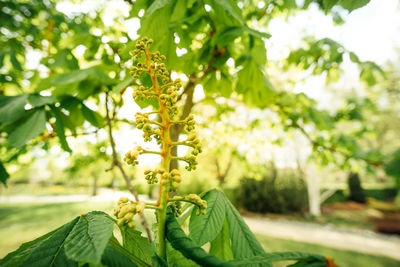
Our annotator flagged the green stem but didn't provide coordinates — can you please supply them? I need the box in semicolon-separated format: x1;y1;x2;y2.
155;78;171;261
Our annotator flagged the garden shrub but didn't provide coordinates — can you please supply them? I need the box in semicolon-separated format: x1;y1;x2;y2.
348;172;366;203
237;171;308;214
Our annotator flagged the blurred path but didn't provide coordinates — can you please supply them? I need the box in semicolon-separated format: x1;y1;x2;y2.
244;216;400;261
0;188;153;203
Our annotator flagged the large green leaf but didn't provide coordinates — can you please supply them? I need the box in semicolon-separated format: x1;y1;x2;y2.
167;242;199;267
165;208;232;267
50;106;72;152
189;189;226;246
0;161;9;185
8;108;46;148
0;217;79;267
28;94;55;108
0;94;28;124
64;211;114;265
222;193;266;264
101;242;138;267
209;218;234;261
120;226;152;264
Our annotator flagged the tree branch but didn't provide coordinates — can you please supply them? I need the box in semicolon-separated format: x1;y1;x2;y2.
105;92;153;242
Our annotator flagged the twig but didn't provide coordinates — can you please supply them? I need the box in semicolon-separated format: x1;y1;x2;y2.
105;91;153;242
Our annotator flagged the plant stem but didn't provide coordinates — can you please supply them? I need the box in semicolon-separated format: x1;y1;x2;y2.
157;89;171;260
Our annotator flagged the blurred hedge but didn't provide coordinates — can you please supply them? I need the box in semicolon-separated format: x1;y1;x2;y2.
236;173;308;214
323;188;398;204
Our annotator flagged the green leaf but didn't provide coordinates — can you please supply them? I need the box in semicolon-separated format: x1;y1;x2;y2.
0;217;79;267
81;104;104;128
64;211;114;265
112;76;134;94
50;106;72;152
146;0;175;17
103;236;148;267
165;208;233;267
101;242;138;267
210;0;244;25
28;94;55;107
322;0;339;11
0;161;10;185
8;108;46;148
228;252;327;266
214;27;244;47
349;52;360;63
51;67;111;86
189;189;226;246
222;193;266;263
167;242;199;267
0;94;28;124
120;226;152;264
244;27;271;39
338;0;370;12
10;51;23;71
209;218;234;261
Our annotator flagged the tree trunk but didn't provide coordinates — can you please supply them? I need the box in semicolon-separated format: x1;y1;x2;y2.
169;82;195;170
92;173;98;196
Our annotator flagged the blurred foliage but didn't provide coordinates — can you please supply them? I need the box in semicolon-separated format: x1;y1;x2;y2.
0;0;391;189
237;165;308;213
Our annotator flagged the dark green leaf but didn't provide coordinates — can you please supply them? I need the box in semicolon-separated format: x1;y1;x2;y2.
228;252;326;266
101;242;138;267
0;94;28;124
165;208;233;267
64;211;114;265
10;51;23;71
210;218;234;261
112;76;134;94
120;226;152;264
0;161;10;185
189;189;226;246
0;217;79;267
338;0;370;12
222;193;266;263
50;106;72;152
8;108;46;148
28;94;55;107
81;104;104;128
214;27;244;47
244;27;271;39
210;0;244;25
167;242;199;267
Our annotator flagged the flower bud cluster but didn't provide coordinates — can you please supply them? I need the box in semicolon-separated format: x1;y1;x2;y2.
124;146;142;166
136;118;162;143
114;198;146;228
144;168;164;184
171;194;207;215
184;115;196;132
182;155;198;171
186;133;202;156
170;201;182;217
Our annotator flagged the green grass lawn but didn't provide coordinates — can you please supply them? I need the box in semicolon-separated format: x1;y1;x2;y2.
0;202;399;267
